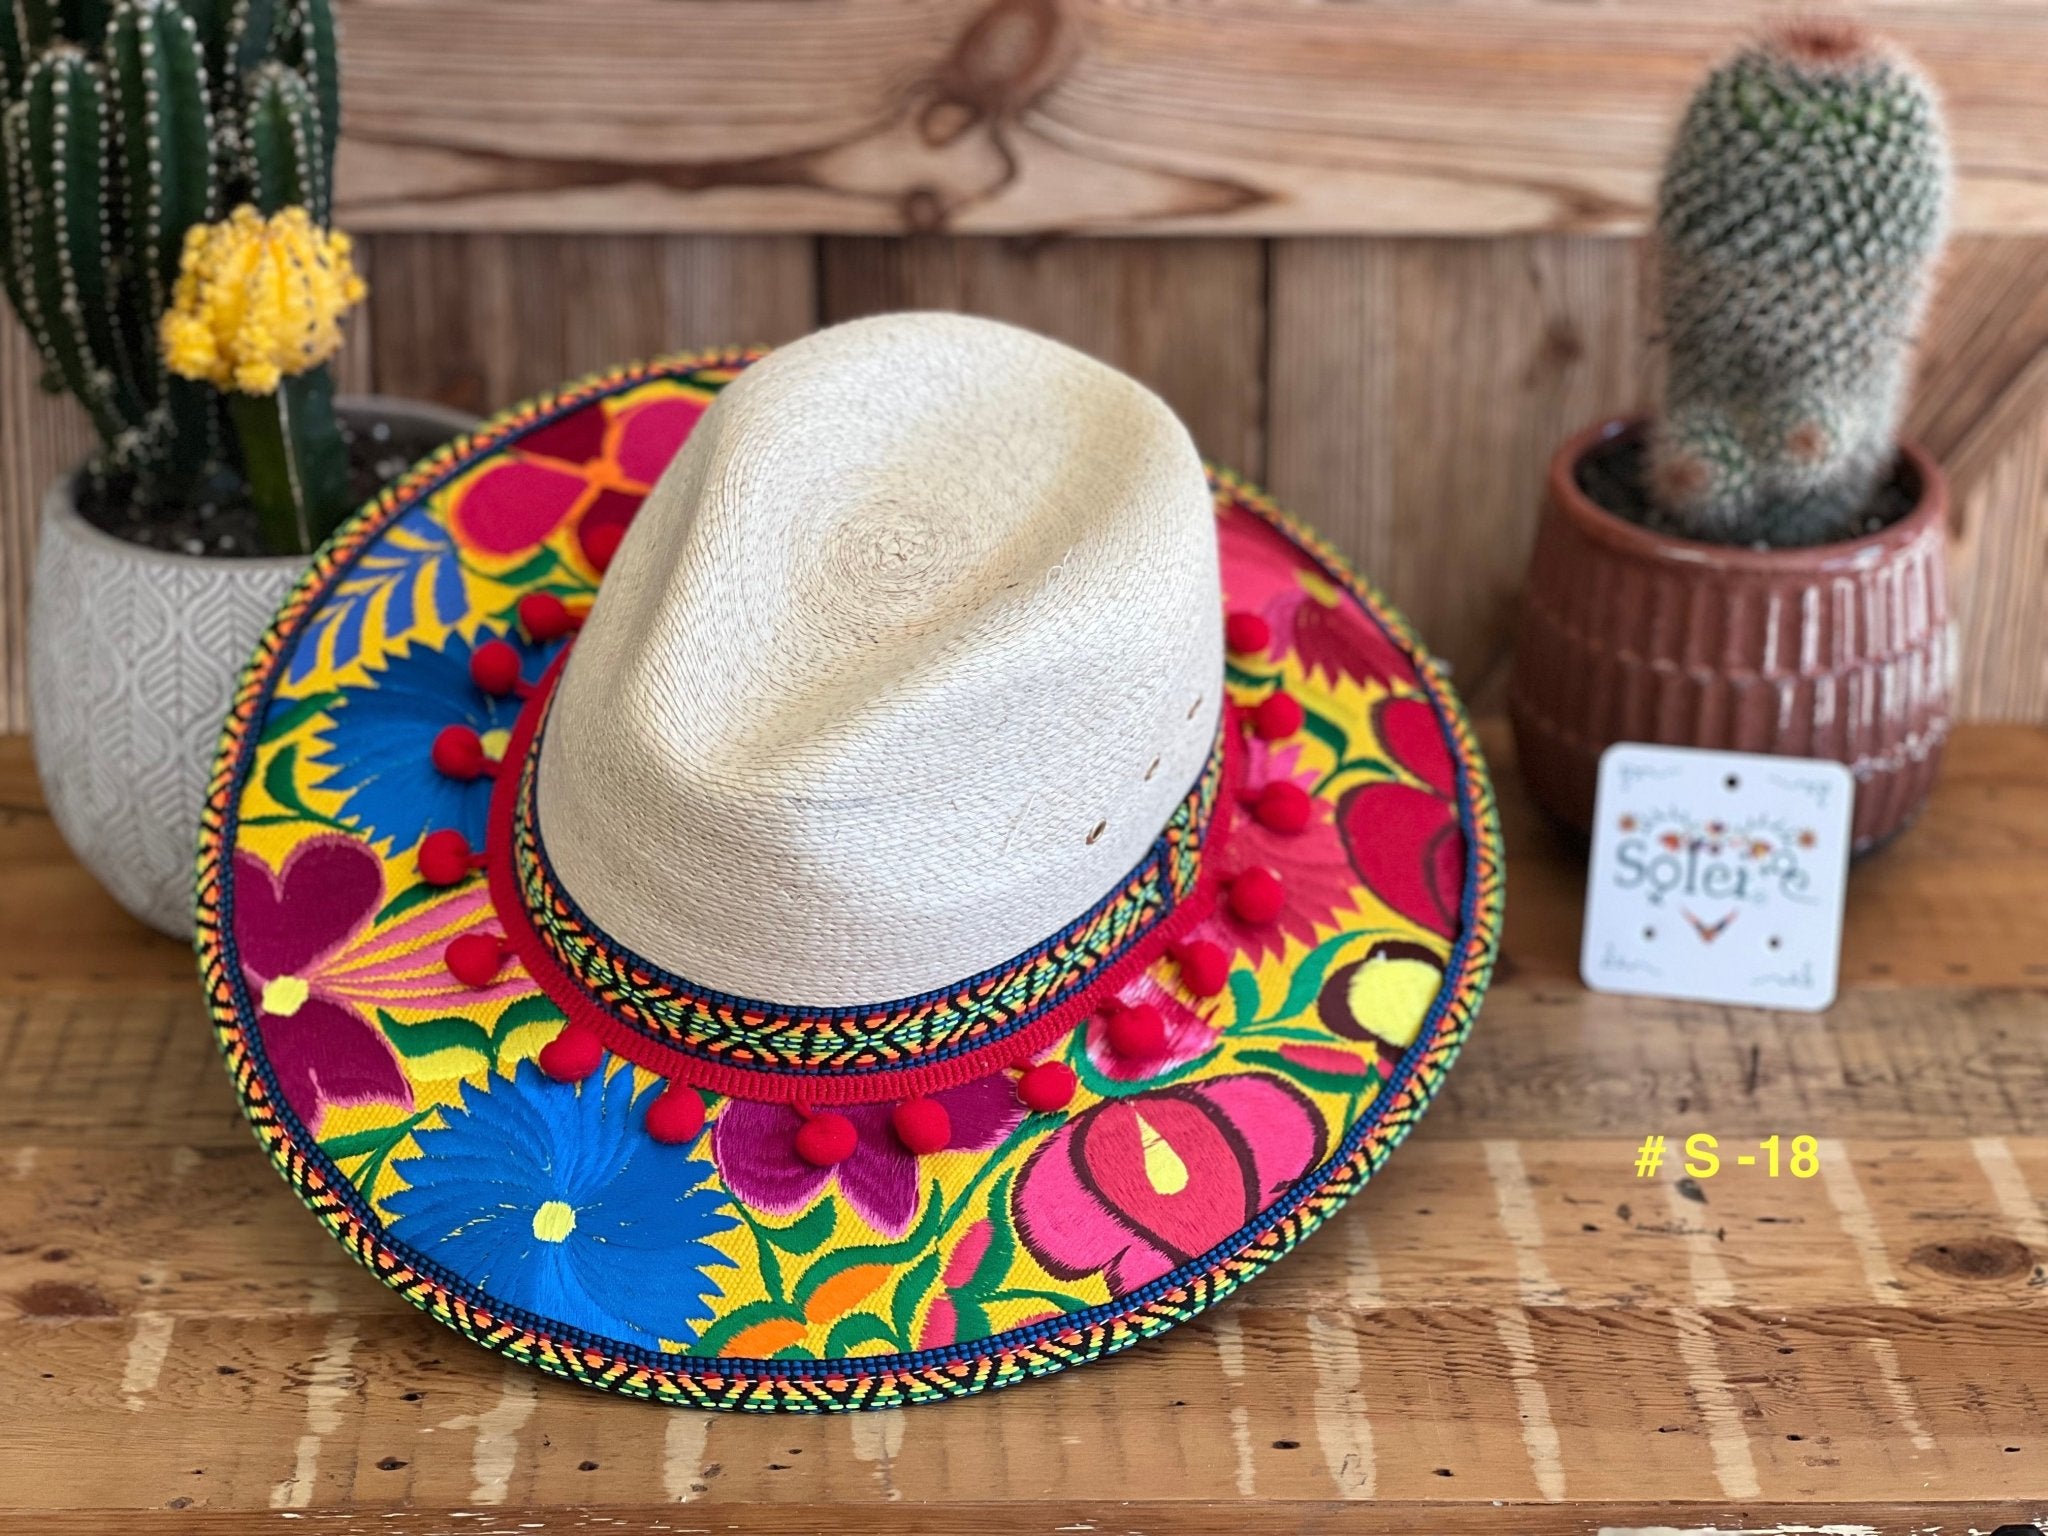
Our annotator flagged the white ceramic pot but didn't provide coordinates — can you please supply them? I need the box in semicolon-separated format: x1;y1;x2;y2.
28;396;477;936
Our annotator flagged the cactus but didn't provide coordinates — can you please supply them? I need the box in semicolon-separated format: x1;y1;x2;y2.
1648;24;1952;547
0;0;343;529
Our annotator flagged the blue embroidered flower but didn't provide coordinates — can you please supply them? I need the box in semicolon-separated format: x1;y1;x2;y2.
288;502;468;684
310;625;561;853
385;1061;737;1352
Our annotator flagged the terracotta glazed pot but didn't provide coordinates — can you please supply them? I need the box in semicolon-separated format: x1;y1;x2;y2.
29;396;476;936
1509;418;1954;854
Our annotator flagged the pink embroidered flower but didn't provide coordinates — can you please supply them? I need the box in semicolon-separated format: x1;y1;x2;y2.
1337;696;1466;939
233;835;524;1132
712;1072;1025;1238
1013;1074;1325;1297
449;394;706;558
1219;506;1415;687
1212;735;1359;964
1083;972;1220;1082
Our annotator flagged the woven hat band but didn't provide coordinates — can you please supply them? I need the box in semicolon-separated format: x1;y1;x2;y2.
481;648;1243;1100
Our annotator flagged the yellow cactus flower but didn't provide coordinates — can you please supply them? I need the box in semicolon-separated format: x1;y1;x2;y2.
158;205;367;395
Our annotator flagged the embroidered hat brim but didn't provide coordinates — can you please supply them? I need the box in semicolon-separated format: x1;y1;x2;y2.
197;349;1503;1411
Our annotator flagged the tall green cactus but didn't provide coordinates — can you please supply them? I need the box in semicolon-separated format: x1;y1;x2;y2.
1648;25;1952;547
0;0;340;497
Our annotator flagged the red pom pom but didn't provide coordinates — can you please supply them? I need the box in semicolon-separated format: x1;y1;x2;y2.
795;1111;857;1167
431;724;489;781
1228;866;1286;925
1174;940;1231;998
1253;780;1313;834
1105;1003;1168;1060
1016;1060;1077;1113
1225;611;1272;656
579;520;626;573
418;828;478;887
469;639;524;696
444;932;505;987
518;591;573;642
1252;692;1304;740
537;1022;605;1082
645;1084;707;1145
891;1097;952;1154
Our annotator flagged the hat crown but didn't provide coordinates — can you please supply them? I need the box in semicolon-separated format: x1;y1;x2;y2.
535;314;1223;1007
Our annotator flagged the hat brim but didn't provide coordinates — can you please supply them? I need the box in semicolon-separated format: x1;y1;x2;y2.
198;350;1503;1411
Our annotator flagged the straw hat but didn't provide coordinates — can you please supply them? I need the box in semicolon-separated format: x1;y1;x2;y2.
199;313;1502;1410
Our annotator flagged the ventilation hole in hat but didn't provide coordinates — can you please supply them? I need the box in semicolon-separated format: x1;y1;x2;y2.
1187;694;1203;720
1086;820;1107;845
1144;756;1160;782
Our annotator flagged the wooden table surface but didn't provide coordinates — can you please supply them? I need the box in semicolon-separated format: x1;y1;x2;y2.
5;724;2046;1534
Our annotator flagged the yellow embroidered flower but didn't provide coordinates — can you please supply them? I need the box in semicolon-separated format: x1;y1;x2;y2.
158;205;366;395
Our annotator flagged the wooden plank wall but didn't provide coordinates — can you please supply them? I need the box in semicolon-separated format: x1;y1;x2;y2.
4;1;2048;731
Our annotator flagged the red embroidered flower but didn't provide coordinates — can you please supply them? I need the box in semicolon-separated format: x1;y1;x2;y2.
449;394;706;559
1219;507;1416;688
1013;1074;1326;1297
233;836;522;1132
1336;696;1466;940
1210;735;1358;964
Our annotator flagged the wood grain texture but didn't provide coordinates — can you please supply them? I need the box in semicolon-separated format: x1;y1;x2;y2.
327;0;2048;237
361;233;818;418
3;726;2047;1526
820;235;1267;477
1267;236;1650;702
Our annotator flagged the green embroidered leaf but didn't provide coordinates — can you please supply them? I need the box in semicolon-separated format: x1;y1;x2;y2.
378;1008;493;1063
948;1296;991;1343
490;993;566;1042
968;1172;1018;1292
760;1195;839;1257
823;1310;897;1357
1263;931;1359;1026
1300;706;1350;763
1228;967;1261;1029
793;1180;948;1312
891;1248;943;1345
260;742;319;821
319;1114;424;1160
372;878;442;927
491;546;561;587
260;689;343;744
1238;1047;1378;1097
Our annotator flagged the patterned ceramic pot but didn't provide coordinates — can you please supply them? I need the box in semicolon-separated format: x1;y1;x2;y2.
1510;417;1955;855
29;397;475;936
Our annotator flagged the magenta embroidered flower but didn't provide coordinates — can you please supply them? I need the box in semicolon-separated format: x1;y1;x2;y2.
448;394;706;558
711;1072;1025;1238
1013;1073;1325;1297
233;835;524;1132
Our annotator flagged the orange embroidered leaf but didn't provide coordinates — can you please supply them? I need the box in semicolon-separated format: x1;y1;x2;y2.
803;1262;892;1325
721;1317;807;1359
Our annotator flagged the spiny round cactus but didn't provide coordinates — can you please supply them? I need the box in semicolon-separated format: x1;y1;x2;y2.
1648;24;1951;547
0;0;339;496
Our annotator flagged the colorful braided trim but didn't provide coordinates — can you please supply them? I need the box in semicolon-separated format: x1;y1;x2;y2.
508;678;1231;1075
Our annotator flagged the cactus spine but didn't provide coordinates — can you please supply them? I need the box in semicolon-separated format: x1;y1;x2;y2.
1648;25;1952;547
0;0;340;504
